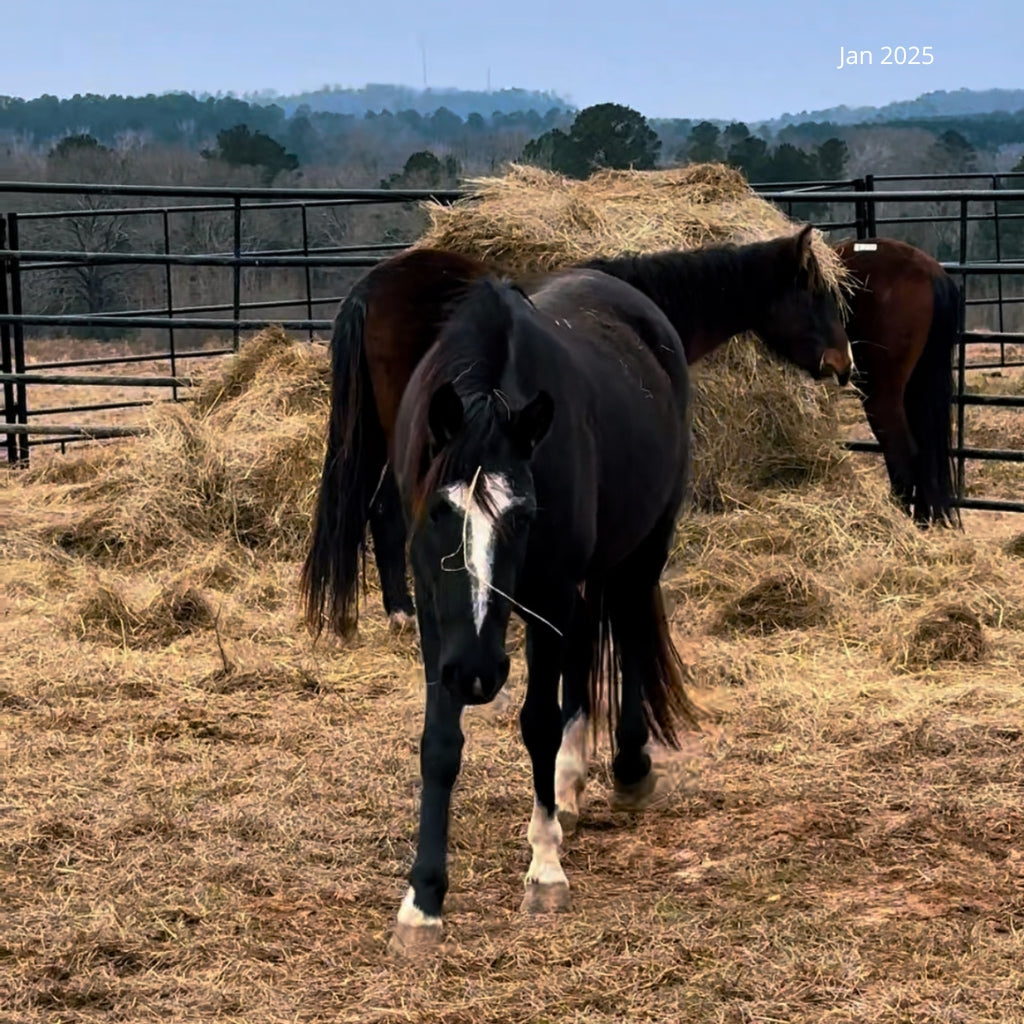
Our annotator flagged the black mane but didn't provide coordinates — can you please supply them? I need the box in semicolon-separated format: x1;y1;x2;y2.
395;277;526;522
578;234;819;337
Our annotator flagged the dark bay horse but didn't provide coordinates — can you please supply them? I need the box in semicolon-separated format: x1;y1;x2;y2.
834;236;963;527
301;228;853;640
383;251;837;949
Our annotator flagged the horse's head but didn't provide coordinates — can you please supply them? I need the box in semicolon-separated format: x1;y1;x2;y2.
754;225;854;386
409;380;554;706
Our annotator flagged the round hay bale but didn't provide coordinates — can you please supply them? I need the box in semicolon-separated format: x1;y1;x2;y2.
712;568;832;636
416;162;853;507
904;604;987;671
417;162;850;294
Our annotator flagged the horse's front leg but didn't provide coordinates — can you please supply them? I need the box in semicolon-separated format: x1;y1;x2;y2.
389;603;464;954
519;604;574;914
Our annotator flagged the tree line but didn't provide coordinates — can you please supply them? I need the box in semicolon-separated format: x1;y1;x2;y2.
2;93;1022;341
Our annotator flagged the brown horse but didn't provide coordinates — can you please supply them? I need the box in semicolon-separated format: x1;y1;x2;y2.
301;229;853;639
833;237;963;528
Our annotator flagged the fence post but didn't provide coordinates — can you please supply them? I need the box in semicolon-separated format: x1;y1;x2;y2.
162;209;178;402
955;279;967;504
853;178;867;239
8;212;29;464
301;204;313;342
232;196;242;353
865;174;877;236
1;214;17;465
992;177;1006;355
955;202;968;503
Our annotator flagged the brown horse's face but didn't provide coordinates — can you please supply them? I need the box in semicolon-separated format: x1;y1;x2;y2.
755;230;854;386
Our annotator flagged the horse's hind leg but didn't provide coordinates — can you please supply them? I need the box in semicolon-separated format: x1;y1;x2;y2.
605;510;681;811
607;586;658;810
554;592;596;838
368;466;416;630
863;389;918;518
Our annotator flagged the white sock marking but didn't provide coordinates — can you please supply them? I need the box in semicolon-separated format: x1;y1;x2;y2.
525;801;568;888
396;886;442;928
555;711;589;818
442;471;521;634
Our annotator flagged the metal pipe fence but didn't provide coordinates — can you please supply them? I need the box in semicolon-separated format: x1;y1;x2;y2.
2;174;1023;512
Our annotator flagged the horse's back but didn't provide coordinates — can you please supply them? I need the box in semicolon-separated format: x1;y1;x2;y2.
361;247;493;444
526;267;690;397
512;272;691;572
836;237;945;379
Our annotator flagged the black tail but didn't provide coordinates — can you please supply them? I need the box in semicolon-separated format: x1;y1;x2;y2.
300;280;387;638
585;581;702;754
905;270;962;528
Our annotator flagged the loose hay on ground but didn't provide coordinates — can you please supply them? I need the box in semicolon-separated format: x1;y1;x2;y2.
899;603;988;672
712;567;834;636
70;580;215;649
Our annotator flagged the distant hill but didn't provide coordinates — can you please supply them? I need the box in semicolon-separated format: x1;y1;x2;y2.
756;88;1024;132
243;84;575;119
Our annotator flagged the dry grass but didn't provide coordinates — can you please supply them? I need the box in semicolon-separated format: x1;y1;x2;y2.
5;331;1024;1022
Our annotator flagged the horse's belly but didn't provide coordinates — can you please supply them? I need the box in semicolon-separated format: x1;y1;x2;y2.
591;409;687;569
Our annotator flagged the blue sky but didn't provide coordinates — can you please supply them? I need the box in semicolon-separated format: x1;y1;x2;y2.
5;0;1020;121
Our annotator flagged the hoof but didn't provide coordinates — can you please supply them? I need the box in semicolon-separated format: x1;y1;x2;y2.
387;922;443;958
612;770;658;811
520;882;572;915
388;611;416;634
556;807;579;838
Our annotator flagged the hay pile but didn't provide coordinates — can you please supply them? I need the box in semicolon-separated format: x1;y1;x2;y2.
21;327;330;566
417;162;853;506
418;163;846;282
665;461;1024;684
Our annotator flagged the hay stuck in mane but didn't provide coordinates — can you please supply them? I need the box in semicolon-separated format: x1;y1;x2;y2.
418;162;854;506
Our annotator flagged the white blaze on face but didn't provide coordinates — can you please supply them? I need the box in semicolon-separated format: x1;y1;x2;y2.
442;472;522;633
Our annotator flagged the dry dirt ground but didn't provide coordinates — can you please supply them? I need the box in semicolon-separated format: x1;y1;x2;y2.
3;338;1024;1023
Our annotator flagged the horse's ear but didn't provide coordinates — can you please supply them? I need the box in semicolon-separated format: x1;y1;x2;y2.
428;381;464;448
509;390;554;457
796;225;815;270
789;225;817;289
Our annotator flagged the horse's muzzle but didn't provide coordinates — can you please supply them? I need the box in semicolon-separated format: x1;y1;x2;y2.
819;342;854;387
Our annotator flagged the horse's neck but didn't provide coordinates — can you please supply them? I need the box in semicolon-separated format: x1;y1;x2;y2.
608;255;765;364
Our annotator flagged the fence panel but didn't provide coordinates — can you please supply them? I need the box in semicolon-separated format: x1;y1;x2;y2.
2;175;1024;515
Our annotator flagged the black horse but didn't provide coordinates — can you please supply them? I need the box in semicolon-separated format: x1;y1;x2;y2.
301;227;853;639
368;238;852;953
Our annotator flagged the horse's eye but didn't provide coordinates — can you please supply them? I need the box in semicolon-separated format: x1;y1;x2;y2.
428;503;445;524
